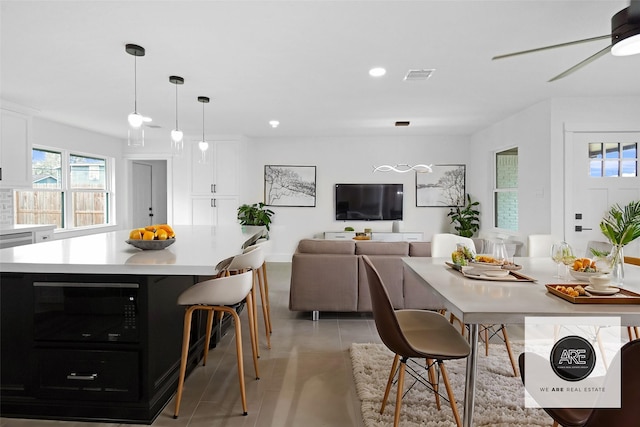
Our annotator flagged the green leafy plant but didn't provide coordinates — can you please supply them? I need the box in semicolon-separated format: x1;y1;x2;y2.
237;202;275;231
447;194;480;238
599;200;640;246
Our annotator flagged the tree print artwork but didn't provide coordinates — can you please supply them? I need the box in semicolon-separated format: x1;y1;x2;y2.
264;165;316;207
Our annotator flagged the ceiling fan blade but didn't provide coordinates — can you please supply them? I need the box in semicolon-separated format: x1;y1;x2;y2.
492;35;610;60
548;44;612;82
630;0;640;22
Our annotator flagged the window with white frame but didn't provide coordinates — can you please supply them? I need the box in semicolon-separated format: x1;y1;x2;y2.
494;147;518;231
14;147;112;229
588;142;637;177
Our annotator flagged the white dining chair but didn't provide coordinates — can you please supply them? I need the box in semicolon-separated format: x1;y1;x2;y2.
527;234;554;257
431;233;476;258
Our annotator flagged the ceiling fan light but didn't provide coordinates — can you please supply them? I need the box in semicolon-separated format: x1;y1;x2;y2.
611;33;640;56
128;112;144;128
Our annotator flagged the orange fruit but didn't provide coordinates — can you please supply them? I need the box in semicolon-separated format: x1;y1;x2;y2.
157;224;175;237
129;229;142;240
142;231;155;240
156;229;168;240
144;225;156;232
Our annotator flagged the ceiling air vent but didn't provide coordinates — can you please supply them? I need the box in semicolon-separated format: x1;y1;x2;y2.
404;69;435;81
395;121;410;127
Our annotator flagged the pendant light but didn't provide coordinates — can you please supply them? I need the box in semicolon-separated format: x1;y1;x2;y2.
125;44;145;147
169;76;184;156
197;96;210;164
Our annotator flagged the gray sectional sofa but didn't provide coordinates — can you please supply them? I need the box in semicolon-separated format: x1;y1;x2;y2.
289;238;484;319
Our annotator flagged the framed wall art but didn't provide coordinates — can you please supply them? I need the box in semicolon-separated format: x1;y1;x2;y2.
264;165;316;207
416;164;465;207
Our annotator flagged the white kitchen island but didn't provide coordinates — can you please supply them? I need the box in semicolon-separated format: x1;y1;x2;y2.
0;225;265;424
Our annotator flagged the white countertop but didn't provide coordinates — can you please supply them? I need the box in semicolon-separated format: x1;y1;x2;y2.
0;225;265;276
0;224;56;235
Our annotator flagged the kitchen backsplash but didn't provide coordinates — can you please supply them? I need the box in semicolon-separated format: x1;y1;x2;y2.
0;189;14;225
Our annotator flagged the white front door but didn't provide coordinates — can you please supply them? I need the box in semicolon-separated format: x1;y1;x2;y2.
132;162;153;226
564;131;640;258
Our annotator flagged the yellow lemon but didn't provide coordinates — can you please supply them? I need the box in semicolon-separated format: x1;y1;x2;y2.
144;225;156;232
129;229;142;240
142;230;155;240
156;229;168;240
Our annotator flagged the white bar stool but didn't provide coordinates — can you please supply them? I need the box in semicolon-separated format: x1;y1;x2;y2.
173;271;258;418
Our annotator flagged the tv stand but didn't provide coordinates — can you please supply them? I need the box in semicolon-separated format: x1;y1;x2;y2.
324;231;423;242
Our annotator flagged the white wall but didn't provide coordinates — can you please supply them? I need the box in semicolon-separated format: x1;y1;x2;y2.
240;135;470;261
469;100;552;253
32;118;126;238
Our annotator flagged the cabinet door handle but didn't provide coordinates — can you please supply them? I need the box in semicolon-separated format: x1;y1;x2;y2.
213;184;217;193
67;373;97;381
211;184;215;193
211;199;217;208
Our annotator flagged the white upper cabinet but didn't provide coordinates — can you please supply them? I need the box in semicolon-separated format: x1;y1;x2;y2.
191;140;239;196
0;109;32;189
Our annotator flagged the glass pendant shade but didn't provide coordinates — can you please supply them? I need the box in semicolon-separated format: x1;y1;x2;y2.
128;125;144;147
125;44;145;147
197;96;210;164
169;76;185;156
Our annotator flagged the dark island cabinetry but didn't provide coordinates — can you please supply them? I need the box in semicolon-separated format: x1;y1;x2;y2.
1;272;213;424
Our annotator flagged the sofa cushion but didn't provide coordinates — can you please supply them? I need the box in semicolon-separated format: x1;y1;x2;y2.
297;239;355;255
409;242;431;257
355;241;408;256
289;253;358;312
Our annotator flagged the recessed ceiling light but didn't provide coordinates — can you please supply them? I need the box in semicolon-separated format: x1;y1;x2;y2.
369;67;386;77
269;120;280;128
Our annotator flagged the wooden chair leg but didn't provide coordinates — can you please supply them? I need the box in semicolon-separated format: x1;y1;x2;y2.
426;358;441;410
552;421;559;427
380;354;399;414
628;326;634;342
501;325;519;377
256;268;271;349
439;361;462;427
261;262;273;334
221;306;248;416
484;326;489;356
202;309;215;366
174;306;196;418
595;327;608;369
393;359;406;427
244;289;260;380
251;279;260;358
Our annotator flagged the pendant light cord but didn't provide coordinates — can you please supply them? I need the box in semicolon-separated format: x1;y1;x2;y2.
175;83;179;129
133;55;138;113
202;100;205;141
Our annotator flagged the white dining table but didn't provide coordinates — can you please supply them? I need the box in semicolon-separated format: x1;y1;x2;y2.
402;256;640;427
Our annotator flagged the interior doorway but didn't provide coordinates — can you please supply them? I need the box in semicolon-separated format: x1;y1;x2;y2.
131;160;168;227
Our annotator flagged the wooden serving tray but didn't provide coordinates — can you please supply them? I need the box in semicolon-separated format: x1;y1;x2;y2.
546;284;640;304
445;262;536;282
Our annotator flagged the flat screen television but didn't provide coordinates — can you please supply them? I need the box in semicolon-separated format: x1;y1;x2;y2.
335;183;403;221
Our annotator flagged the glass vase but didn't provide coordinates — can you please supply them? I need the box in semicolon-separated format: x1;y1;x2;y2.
608;245;624;287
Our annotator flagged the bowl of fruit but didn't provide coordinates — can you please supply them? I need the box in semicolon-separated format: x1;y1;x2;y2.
569;257;609;281
126;224;176;250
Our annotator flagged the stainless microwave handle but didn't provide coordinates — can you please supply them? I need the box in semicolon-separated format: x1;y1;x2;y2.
67;373;97;381
34;282;139;289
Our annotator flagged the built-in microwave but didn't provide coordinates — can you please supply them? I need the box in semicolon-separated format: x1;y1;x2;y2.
33;282;139;343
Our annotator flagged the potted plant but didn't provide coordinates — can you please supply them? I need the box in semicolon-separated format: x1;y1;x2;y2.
237;202;275;231
447;194;480;238
599;200;640;285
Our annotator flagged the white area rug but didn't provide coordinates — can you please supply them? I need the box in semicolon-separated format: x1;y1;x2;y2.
350;343;552;427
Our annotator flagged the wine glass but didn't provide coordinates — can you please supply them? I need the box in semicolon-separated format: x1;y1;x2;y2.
559;242;576;281
551;242;573;279
493;240;508;265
